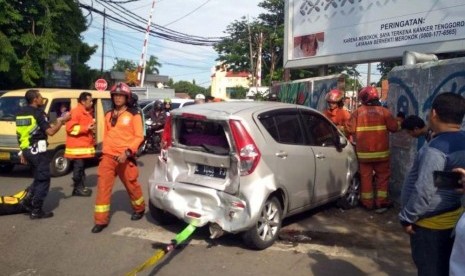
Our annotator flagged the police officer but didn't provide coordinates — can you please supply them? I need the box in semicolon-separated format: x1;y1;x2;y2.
16;89;71;219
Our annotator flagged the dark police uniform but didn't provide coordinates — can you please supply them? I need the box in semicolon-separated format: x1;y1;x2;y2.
15;105;52;213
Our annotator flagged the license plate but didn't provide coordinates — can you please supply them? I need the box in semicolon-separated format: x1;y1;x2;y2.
0;152;10;160
195;164;227;179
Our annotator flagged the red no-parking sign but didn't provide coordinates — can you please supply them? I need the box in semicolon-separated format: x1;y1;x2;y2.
95;79;108;91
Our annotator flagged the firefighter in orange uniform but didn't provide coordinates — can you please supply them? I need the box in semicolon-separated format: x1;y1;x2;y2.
345;86;400;212
323;89;351;134
64;92;95;197
91;83;145;233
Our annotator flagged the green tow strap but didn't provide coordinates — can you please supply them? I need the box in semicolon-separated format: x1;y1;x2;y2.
125;224;196;276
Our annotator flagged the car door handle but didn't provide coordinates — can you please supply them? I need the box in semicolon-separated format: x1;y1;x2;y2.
275;151;288;158
315;153;326;159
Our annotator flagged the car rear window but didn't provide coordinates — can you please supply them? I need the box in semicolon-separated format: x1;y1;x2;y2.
177;118;230;154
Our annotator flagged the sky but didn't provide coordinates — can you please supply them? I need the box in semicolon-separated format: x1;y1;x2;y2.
80;0;264;87
80;0;380;88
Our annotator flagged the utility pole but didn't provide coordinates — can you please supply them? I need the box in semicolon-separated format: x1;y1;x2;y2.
367;62;371;86
138;0;156;88
100;9;106;76
256;32;263;87
247;17;255;87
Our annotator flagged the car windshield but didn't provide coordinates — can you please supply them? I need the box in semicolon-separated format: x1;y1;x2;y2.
0;97;27;121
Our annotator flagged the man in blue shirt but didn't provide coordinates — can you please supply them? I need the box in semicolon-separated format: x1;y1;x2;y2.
399;92;465;276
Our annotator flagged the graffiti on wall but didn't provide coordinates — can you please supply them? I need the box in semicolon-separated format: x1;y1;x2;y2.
388;70;465;121
271;78;338;111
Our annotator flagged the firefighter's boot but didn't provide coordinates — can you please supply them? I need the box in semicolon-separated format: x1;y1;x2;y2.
72;178;92;197
30;200;54;219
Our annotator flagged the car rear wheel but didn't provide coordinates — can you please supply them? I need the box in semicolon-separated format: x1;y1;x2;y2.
242;196;283;250
50;149;71;177
337;173;360;209
149;200;177;225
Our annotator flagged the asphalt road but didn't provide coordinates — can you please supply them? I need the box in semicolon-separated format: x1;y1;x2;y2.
0;154;416;276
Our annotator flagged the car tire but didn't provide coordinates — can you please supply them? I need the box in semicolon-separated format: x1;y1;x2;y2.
337;173;361;209
50;149;71;177
0;163;14;174
149;200;177;225
242;196;283;250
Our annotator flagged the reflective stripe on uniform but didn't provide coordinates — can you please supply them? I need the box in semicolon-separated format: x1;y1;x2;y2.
95;204;110;213
16;115;38;149
377;191;388;198
361;192;373;200
357;151;390;159
70;125;81;136
131;197;144;206
356;125;387;132
65;147;95;155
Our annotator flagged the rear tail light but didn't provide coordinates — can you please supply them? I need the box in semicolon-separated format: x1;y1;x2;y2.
229;119;261;176
156;185;170;192
186;211;202;218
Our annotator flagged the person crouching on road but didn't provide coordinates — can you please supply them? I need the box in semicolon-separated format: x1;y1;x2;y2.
323;89;350;135
16;89;71;219
92;83;145;233
64;92;95;197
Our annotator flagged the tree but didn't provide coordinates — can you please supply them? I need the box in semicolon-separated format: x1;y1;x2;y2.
214;0;354;85
229;86;248;99
145;55;161;75
171;80;206;99
0;0;96;88
111;58;137;72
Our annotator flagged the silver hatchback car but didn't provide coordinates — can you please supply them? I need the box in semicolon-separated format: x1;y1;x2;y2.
148;101;359;249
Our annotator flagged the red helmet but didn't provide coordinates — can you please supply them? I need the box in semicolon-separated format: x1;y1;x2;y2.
325;89;343;103
110;82;132;97
358;86;379;105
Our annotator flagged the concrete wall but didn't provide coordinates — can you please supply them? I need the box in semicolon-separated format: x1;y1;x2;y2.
271;74;341;110
387;57;465;202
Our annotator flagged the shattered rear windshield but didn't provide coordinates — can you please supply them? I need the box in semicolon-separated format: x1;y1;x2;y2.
178;118;230;155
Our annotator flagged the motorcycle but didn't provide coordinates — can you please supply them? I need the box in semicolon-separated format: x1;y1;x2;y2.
140;118;164;154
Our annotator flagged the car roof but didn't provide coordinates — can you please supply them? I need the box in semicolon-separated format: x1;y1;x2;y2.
171;101;316;117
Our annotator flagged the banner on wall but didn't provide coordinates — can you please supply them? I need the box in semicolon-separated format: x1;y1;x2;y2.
285;0;465;68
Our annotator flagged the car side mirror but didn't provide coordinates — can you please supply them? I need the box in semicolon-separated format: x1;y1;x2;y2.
337;135;348;149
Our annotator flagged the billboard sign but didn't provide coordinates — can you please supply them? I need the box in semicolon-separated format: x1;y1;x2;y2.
44;55;72;88
284;0;465;69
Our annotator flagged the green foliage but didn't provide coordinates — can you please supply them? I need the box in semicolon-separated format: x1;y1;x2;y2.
112;59;137;72
0;0;95;88
145;56;161;75
214;0;361;85
229;86;248;99
171;80;206;99
112;55;161;75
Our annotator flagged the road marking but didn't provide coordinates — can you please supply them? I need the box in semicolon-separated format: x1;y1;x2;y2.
113;227;378;259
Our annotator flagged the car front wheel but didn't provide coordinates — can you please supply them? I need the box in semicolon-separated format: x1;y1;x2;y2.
50;149;71;177
337;173;360;209
242;196;283;250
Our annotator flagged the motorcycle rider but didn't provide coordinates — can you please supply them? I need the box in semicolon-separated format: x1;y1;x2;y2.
150;100;167;132
163;98;172;116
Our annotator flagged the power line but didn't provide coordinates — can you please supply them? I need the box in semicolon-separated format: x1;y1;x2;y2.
162;0;212;27
78;0;225;46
